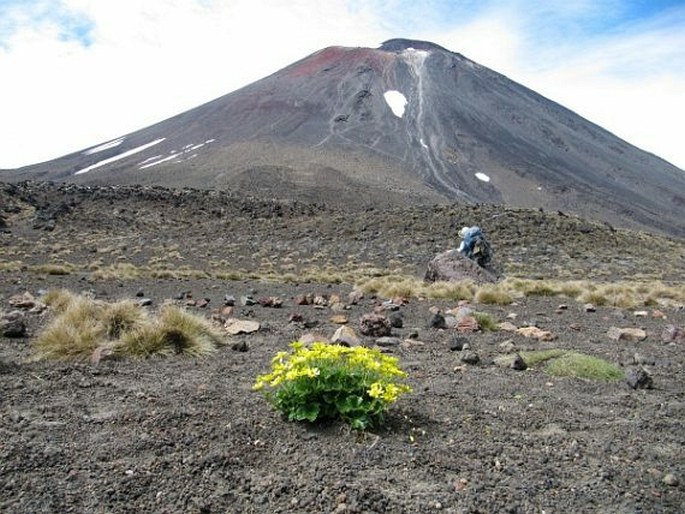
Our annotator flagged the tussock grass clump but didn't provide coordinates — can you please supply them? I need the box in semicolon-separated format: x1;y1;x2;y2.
521;349;623;382
545;353;624;381
521;349;568;367
29;263;74;275
474;285;513;305
34;292;223;361
473;312;499;332
90;263;142;281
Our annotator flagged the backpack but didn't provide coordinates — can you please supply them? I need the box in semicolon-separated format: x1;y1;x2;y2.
470;233;492;267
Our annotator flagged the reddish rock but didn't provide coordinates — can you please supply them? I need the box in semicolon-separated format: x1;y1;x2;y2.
607;327;647;342
359;313;391;337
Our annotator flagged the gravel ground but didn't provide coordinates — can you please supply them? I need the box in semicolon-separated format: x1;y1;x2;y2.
1;182;684;513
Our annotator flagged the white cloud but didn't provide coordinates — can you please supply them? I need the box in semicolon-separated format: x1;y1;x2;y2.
0;0;684;170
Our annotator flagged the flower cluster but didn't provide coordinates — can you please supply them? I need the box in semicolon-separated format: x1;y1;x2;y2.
254;342;412;430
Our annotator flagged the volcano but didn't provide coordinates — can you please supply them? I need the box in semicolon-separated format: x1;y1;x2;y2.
2;38;684;235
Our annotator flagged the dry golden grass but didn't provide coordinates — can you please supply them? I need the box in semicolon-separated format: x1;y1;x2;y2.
28;263;74;275
34;292;224;361
474;285;514;305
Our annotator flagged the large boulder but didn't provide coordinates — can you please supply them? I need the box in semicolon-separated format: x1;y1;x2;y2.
424;249;498;284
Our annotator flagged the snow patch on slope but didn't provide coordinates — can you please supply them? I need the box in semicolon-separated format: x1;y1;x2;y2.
138;139;215;170
75;138;166;175
475;172;490;182
384;90;407;118
83;137;125;155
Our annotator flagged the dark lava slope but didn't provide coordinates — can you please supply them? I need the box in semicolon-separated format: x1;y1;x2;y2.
2;39;684;236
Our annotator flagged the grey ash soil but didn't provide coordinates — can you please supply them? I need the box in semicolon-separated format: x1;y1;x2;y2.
1;182;684;513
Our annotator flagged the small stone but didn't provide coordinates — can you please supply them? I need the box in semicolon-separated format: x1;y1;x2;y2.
375;337;401;348
231;341;248;352
8;292;37;309
429;313;447;329
332;325;361;347
240;295;257;306
511;353;528;371
138;298;153;307
557;304;568;311
516;326;555;341
359;314;391;337
329;314;348;324
299;332;330;345
1;314;26;338
662;473;679;486
223;294;236;306
661;325;684;343
389;312;404;328
499;340;516;353
197;298;210;308
498;321;517;332
625;367;653;390
449;336;468;351
135;289;144;297
608;327;647;342
633;310;648;317
460;350;480;365
457;315;480;333
584;303;596;312
633;353;655;366
224;319;260;335
258;296;282;308
347;290;363;305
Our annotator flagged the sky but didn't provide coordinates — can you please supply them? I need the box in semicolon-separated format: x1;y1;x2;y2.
1;0;684;170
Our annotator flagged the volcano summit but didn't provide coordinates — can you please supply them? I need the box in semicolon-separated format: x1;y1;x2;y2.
3;39;684;235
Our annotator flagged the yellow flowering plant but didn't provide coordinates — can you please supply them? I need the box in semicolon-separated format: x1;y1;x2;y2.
253;342;412;430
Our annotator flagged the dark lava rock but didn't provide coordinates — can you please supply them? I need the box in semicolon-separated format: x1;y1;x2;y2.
429;313;447;329
511;353;528;371
625;367;653;390
460;351;480;365
449;336;468;351
231;341;249;352
389;312;404;328
359;314;391;337
2;317;27;338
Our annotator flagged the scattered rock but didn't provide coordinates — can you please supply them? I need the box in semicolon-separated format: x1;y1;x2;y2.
457;315;480;333
662;473;679;487
332;325;361;347
449;336;468;351
359;313;391;337
138;298;153;307
625;367;653;390
258;296;282;308
223;294;236;306
661;325;684;343
632;353;655;366
460;350;480;365
240;295;257;306
1;313;26;338
375;337;401;348
294;294;311;306
424;249;498;284
91;345;117;365
196;298;210;308
8;292;38;310
347;290;364;305
498;321;518;332
388;312;403;328
313;295;328;307
231;341;249;352
224;319;260;335
516;326;556;341
511;353;528;371
329;314;349;324
299;333;331;345
607;327;647;342
499;340;516;353
583;303;596;313
633;310;648;318
135;289;145;297
429;313;447;329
